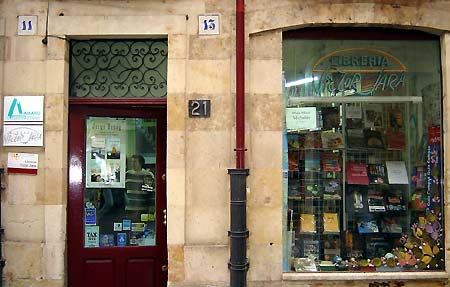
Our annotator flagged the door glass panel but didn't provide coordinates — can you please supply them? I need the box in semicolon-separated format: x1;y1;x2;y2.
83;117;157;248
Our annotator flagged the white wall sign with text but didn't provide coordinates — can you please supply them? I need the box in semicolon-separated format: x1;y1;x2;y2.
7;152;39;174
3;124;43;147
198;14;220;35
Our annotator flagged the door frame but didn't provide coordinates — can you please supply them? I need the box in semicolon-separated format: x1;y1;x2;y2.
67;101;167;286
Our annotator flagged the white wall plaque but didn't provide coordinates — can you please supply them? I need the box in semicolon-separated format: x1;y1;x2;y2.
7;152;38;174
17;15;38;36
4;96;44;122
3;125;44;147
198;14;220;35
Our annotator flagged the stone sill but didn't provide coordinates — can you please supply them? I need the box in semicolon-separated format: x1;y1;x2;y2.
283;271;449;281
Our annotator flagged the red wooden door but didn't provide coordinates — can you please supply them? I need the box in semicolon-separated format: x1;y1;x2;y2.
68;105;167;287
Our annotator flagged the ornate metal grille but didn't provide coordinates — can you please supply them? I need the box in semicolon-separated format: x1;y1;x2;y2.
70;40;167;98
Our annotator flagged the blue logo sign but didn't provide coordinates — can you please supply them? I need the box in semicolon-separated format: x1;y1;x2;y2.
5;96;43;121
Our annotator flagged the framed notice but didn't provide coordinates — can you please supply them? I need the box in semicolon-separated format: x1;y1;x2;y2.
85;118;127;188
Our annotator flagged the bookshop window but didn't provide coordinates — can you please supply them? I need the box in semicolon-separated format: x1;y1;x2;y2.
282;34;444;272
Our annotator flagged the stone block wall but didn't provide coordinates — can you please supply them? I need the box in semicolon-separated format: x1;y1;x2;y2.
0;0;450;287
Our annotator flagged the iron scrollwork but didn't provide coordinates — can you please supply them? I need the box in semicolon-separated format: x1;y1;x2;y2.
70;40;168;98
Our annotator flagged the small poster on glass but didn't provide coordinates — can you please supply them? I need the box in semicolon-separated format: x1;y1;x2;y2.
85;118;127;188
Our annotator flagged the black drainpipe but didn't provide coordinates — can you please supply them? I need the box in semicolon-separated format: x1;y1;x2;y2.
228;169;249;287
0;168;5;287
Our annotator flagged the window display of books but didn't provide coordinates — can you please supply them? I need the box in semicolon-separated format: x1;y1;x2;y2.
285;101;435;271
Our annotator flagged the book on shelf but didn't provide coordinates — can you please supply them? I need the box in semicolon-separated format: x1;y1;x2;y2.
346;162;369;185
323;179;341;200
323;213;340;233
385;192;406;211
364;129;384;149
287;134;301;150
410;190;427;210
412;165;426;188
288;179;301;197
288;151;300;170
302;238;319;259
367;163;387;184
386;161;409;184
321;132;344;149
299;214;316;233
388;108;404;129
386;131;405;150
367;189;386;212
364;104;383;129
321;106;340;130
381;217;403;233
346;104;363;129
321;153;341;172
302;132;322;149
304;152;321;172
357;218;379;233
346;128;365;148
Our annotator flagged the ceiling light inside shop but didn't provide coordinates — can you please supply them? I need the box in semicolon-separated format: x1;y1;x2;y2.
285;76;319;88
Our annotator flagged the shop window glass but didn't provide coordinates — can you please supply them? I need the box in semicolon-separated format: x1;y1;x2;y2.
84;117;157;247
282;36;444;272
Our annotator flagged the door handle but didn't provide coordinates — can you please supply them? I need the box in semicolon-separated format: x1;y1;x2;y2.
162;265;168;271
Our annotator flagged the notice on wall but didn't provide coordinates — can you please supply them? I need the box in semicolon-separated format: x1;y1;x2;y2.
7;152;38;174
85;118;127;188
85;226;100;248
286;107;318;131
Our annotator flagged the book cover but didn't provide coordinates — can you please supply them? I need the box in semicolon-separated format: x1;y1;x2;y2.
367;189;386;212
412;165;426;188
321;153;341;172
346;104;363;129
357;219;379;233
304;152;321;172
303;132;322;149
364;104;383;128
411;190;427;210
367;163;387;184
346;162;369;185
386;161;409;184
299;214;316;233
323;213;340;233
99;234;115;247
321;132;344;149
386;131;405;150
323;180;341;200
364;129;384;149
288;179;301;197
388;108;403;129
385;193;406;211
287;134;301;150
381;217;402;233
288;151;299;170
346;129;365;148
321;107;340;130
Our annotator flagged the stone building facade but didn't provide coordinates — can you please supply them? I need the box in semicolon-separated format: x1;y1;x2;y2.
0;0;449;286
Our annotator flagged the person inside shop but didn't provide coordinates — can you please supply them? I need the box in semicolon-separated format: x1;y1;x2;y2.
124;154;155;212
